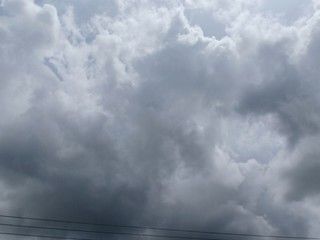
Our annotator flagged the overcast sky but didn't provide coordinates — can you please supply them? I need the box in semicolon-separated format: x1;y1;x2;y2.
1;0;320;239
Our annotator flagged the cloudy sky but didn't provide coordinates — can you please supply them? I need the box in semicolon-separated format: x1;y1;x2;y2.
1;0;320;239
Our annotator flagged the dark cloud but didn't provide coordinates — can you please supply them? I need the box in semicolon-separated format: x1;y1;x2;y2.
283;153;320;201
236;22;320;145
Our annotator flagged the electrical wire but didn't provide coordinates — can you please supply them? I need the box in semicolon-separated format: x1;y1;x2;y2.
0;230;223;240
0;214;318;240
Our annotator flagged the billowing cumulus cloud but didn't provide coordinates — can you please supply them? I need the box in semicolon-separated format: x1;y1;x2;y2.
1;0;320;239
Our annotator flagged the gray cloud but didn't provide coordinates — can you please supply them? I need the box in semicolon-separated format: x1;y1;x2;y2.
1;0;320;239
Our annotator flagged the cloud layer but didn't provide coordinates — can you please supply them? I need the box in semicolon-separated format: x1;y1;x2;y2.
1;0;320;239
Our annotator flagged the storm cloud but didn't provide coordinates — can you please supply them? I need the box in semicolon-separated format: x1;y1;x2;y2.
1;0;320;239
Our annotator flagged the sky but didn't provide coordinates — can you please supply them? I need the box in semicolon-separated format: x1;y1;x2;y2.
1;0;320;239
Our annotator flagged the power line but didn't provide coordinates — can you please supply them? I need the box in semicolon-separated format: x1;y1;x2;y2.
0;222;220;240
0;222;317;240
0;232;93;240
0;214;318;240
0;230;223;240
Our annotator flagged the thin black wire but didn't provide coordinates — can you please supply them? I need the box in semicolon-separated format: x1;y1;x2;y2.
0;230;223;240
0;222;316;240
0;232;92;240
1;222;214;239
0;214;318;240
